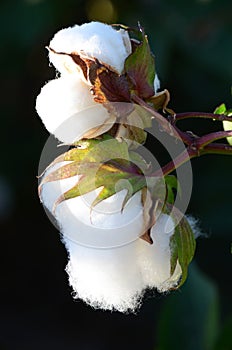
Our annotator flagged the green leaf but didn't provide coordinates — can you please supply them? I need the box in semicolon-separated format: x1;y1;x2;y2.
165;175;182;205
171;217;196;286
164;204;196;286
214;103;227;115
214;103;232;117
124;27;155;99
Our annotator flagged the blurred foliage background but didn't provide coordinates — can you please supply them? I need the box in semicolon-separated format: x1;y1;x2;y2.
0;0;232;349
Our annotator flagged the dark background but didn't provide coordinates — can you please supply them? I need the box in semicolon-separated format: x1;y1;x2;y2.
0;0;232;349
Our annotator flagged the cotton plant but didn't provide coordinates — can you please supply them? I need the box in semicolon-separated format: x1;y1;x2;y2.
36;21;232;313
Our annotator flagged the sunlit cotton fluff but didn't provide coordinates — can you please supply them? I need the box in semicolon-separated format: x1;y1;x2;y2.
36;75;115;143
39;162;182;312
138;214;182;292
63;238;144;313
48;21;132;76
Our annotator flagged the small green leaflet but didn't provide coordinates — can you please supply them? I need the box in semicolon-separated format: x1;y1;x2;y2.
165;204;196;288
214;102;232;118
215;103;232;145
214;103;227;115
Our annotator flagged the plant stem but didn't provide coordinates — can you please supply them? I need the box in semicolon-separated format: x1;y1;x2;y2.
201;143;232;155
152;148;196;177
175;112;232;122
152;136;232;177
195;130;232;148
132;94;192;144
132;95;176;135
133;96;232;177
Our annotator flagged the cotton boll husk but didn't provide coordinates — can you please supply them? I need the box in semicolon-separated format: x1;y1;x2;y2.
36;76;115;143
49;22;132;75
138;214;182;292
63;237;144;312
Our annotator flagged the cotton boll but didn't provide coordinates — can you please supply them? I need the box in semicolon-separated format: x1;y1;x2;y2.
63;237;144;312
49;22;132;75
36;76;115;143
40;163;147;312
138;214;182;292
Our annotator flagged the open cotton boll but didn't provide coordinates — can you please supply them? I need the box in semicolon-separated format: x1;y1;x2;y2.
40;163;147;312
138;214;182;292
36;76;115;143
49;21;132;75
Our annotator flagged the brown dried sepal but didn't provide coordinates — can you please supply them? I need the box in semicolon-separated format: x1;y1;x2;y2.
91;67;131;104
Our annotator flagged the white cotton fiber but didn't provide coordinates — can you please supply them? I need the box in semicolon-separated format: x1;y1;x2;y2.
138;214;182;292
154;74;160;93
56;191;145;248
35;76;114;143
186;215;203;239
49;22;132;74
63;237;144;313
